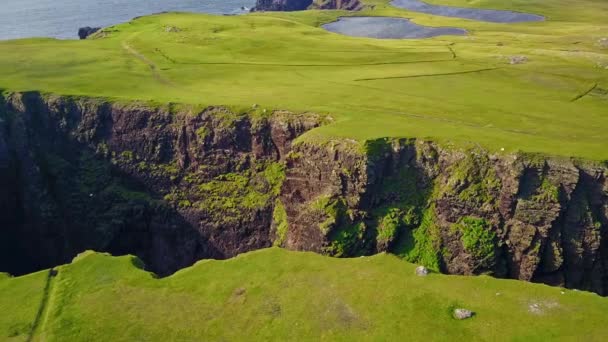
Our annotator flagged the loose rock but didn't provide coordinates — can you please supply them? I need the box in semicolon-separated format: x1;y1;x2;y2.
453;308;474;320
164;26;181;33
528;303;543;315
509;55;528;64
415;265;429;276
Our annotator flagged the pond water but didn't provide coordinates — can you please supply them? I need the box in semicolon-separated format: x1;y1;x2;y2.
391;0;544;23
0;0;255;40
322;17;467;39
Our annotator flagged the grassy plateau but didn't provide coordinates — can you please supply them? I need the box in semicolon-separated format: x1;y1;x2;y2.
1;2;608;339
1;248;608;341
0;0;607;159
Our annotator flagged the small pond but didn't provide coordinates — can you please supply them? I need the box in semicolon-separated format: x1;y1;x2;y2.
323;17;467;39
391;0;544;23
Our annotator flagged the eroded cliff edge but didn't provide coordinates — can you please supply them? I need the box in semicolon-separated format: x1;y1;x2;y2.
1;92;606;295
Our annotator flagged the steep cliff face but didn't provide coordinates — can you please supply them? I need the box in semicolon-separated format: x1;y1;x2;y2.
279;139;608;295
254;0;362;11
0;92;321;276
1;92;607;295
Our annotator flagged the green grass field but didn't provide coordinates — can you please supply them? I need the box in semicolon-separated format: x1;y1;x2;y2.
0;0;607;159
1;248;607;341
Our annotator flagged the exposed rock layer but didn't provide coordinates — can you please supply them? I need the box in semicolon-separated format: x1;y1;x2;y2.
0;92;320;276
1;92;606;295
281;139;608;295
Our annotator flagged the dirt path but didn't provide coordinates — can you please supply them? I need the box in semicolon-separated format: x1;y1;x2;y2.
121;40;174;86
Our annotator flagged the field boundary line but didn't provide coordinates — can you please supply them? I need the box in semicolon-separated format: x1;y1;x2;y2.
354;67;499;81
571;83;597;102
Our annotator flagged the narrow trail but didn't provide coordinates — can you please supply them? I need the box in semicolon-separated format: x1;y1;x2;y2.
354;67;499;81
26;268;57;342
571;83;598;102
154;48;177;64
121;41;174;86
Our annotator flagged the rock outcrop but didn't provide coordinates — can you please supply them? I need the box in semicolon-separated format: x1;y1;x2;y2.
254;0;362;11
309;0;363;11
78;27;101;40
254;0;313;11
1;92;607;295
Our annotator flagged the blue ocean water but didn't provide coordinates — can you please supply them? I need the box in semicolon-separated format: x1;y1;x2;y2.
0;0;255;40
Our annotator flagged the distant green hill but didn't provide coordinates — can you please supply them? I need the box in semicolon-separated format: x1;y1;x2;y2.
1;248;607;341
0;0;607;159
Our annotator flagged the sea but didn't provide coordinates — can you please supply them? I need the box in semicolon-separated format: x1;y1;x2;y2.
0;0;256;40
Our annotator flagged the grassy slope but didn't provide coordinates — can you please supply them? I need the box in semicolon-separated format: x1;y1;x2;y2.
0;0;607;159
0;271;48;341
0;248;606;341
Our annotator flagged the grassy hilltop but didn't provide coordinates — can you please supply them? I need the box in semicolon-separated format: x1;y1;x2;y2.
0;0;607;159
1;248;608;341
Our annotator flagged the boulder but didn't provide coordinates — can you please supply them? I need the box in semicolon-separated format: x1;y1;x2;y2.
415;265;429;276
453;308;474;320
164;26;181;33
509;55;528;65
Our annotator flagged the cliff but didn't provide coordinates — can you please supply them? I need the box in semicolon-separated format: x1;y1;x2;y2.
0;92;322;276
281;139;608;294
0;93;606;295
